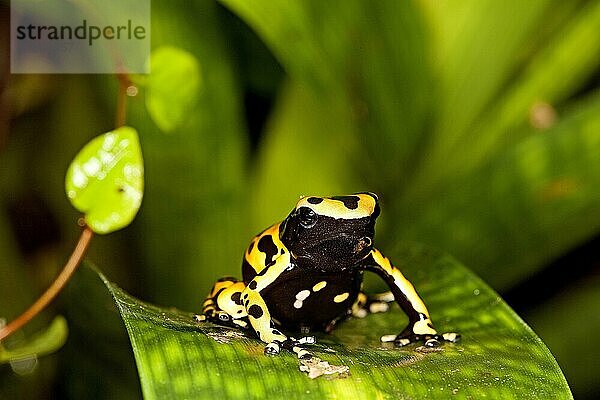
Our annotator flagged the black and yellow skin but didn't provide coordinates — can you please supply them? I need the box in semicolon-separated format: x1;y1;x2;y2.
196;193;459;358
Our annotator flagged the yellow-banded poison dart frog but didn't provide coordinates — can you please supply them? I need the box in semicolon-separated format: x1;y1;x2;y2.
195;193;459;358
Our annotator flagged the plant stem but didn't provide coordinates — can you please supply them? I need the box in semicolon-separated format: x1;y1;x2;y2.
115;73;131;128
0;226;94;342
1;73;130;342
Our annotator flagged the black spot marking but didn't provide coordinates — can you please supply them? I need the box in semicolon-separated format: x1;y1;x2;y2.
248;304;264;319
237;310;243;314
249;281;257;290
307;197;323;204
231;292;242;305
331;195;360;210
257;267;269;277
248;241;255;253
280;248;285;255
427;322;434;329
258;235;278;266
272;329;282;335
242;258;256;282
117;186;125;193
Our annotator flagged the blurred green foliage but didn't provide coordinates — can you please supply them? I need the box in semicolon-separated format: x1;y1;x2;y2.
1;0;599;398
0;316;67;364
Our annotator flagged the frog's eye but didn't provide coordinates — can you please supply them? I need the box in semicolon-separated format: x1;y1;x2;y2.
298;207;317;229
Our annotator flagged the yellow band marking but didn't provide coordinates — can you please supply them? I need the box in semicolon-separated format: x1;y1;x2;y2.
370;249;430;317
295;194;377;219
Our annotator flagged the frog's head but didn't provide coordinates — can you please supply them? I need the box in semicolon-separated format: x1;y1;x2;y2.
280;193;380;271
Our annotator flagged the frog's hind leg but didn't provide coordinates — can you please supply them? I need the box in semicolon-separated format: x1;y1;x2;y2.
351;291;394;318
195;278;250;329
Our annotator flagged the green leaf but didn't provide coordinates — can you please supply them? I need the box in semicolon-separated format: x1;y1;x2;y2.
472;0;600;172
412;0;552;190
416;0;600;191
526;274;600;396
220;0;432;187
65;126;144;234
145;46;202;132
396;92;600;289
97;243;571;399
62;263;143;399
0;316;68;364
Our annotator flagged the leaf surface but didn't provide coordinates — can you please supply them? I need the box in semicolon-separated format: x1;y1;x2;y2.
98;244;571;399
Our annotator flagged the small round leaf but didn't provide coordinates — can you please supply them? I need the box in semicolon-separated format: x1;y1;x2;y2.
65;126;144;234
146;46;202;132
0;316;68;364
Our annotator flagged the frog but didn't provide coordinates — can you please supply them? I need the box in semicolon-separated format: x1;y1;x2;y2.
195;193;459;358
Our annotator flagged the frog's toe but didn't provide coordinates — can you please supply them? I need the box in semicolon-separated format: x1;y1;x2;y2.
368;300;390;314
202;311;247;329
296;335;317;345
193;314;206;322
442;332;460;343
394;335;418;347
381;332;460;347
280;339;314;359
380;333;408;345
292;346;313;360
264;341;282;355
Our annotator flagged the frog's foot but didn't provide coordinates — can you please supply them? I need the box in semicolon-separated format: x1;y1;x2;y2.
195;311;250;330
351;291;393;318
381;331;460;347
264;338;314;359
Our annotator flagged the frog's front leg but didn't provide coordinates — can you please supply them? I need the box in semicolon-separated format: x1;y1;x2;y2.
364;249;460;347
242;288;312;359
242;256;313;359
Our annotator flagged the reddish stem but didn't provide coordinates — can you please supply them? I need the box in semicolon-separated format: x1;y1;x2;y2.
1;72;130;342
0;226;94;341
115;73;131;128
